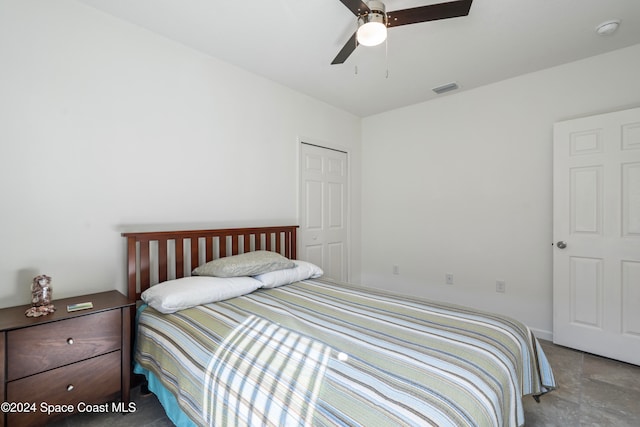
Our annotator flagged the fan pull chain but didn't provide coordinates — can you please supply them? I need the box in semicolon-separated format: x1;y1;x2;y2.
355;18;359;76
385;37;389;78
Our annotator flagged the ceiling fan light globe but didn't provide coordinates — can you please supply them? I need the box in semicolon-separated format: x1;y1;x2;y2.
357;21;387;46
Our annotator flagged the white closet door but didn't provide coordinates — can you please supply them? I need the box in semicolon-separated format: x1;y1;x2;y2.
553;107;640;365
299;143;349;282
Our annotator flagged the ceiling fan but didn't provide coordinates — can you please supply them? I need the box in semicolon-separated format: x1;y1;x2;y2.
332;0;473;64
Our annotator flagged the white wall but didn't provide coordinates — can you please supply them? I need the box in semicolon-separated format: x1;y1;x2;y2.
0;0;361;308
361;44;640;339
2;1;637;339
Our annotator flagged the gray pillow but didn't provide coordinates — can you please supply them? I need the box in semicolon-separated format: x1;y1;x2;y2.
193;250;295;278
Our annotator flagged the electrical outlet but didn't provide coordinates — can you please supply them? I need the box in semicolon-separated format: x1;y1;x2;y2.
445;273;454;285
496;280;506;293
393;265;400;275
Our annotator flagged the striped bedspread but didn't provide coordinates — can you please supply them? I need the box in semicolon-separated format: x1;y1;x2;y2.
134;279;555;427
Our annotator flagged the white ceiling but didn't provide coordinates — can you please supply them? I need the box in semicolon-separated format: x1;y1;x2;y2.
76;0;640;117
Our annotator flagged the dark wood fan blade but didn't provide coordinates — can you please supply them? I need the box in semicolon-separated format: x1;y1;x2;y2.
387;0;472;28
332;31;358;64
338;0;370;16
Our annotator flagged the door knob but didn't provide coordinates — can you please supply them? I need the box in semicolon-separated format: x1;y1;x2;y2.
556;241;567;249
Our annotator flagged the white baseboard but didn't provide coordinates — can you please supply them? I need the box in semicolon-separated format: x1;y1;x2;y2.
530;327;553;342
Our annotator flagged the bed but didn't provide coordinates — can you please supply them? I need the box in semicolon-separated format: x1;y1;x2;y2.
123;225;555;427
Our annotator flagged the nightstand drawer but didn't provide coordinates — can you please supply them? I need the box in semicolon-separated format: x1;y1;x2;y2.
7;309;121;380
7;350;121;427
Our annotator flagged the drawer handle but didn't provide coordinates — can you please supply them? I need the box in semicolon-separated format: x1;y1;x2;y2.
66;384;74;392
67;338;74;345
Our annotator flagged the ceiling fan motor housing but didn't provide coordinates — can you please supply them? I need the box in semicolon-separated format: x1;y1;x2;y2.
359;0;386;23
361;0;386;17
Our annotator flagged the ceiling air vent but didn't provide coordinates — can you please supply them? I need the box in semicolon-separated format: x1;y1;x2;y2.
432;82;459;95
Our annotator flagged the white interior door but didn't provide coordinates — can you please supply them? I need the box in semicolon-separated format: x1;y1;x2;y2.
299;143;349;282
553;106;640;365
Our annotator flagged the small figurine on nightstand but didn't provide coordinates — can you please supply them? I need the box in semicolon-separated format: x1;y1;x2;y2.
25;274;56;317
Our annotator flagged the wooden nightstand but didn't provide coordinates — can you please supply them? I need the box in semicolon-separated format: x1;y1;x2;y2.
0;290;135;427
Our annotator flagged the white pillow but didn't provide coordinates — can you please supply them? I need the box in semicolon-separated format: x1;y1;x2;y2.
141;276;261;314
253;260;323;289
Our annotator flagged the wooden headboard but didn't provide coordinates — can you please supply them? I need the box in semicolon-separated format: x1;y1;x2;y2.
122;226;298;300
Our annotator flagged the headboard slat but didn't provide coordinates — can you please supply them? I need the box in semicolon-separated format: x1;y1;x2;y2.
190;238;199;272
123;226;298;300
175;238;185;280
158;239;168;284
220;236;227;258
205;237;214;262
140;241;150;296
126;237;137;300
232;235;239;256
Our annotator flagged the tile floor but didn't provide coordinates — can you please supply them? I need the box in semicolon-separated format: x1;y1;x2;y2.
523;340;640;426
48;340;640;426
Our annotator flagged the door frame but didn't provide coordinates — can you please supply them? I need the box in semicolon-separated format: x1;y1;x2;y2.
297;137;352;282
